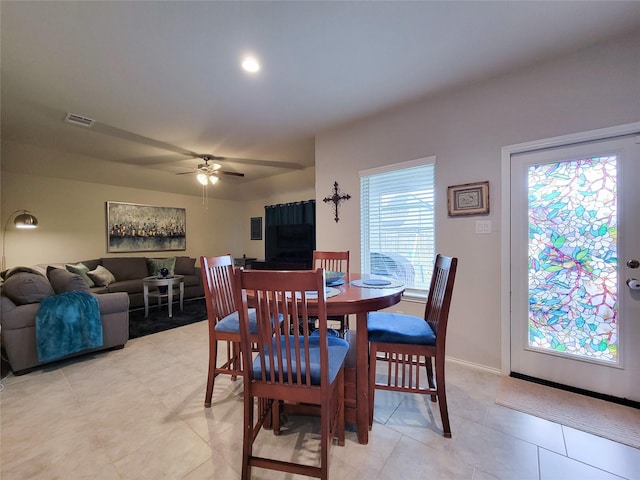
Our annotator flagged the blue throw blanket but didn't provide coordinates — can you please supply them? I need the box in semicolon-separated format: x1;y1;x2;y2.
36;291;103;362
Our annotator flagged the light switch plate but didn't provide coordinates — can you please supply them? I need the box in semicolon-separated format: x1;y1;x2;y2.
476;220;491;234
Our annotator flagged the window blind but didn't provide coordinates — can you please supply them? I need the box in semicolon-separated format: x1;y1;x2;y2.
360;158;435;292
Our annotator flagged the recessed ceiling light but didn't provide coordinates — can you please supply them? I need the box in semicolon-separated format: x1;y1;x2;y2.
241;57;260;73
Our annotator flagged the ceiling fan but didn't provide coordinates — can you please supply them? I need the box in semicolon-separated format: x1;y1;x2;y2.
63;113;306;177
176;154;245;185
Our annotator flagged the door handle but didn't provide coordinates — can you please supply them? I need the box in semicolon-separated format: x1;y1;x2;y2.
627;278;640;290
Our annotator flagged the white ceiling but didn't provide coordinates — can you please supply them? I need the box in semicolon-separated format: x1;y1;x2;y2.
2;1;639;200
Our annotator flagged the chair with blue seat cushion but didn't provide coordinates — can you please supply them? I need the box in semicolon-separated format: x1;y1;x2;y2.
312;250;350;333
367;254;458;437
200;254;257;408
233;267;348;480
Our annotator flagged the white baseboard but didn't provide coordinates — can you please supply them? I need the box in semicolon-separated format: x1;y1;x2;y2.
446;355;502;376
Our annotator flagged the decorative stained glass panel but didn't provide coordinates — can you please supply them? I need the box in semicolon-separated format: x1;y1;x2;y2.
527;155;618;363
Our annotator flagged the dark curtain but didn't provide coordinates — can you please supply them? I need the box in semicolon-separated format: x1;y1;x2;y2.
265;200;315;227
264;200;316;264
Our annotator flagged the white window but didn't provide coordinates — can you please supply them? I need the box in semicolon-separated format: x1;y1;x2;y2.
360;156;435;294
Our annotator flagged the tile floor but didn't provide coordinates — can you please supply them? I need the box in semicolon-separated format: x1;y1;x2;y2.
1;320;639;480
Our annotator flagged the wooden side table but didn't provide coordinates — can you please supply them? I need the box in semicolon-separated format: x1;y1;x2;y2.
143;275;184;318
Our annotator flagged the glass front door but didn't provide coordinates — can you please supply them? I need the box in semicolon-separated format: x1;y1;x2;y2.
510;135;639;402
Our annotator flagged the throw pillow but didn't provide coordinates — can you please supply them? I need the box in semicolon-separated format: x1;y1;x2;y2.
47;266;91;294
146;257;176;277
87;265;116;287
2;272;55;305
65;262;95;288
174;256;195;275
1;266;46;280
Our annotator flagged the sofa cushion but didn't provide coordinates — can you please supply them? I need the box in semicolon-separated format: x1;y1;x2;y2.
2;272;55;305
2;266;46;280
65;262;95;288
79;259;101;271
107;279;143;295
182;275;201;288
146;257;176;277
47;266;91;294
174;256;196;276
87;265;116;287
101;257;148;281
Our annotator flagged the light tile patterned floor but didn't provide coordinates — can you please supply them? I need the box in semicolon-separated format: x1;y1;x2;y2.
1;320;638;479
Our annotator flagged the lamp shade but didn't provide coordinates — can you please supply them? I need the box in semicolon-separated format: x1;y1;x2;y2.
2;209;39;270
14;212;38;229
197;173;209;185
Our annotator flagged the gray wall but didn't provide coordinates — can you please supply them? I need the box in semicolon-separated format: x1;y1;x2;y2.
314;29;640;370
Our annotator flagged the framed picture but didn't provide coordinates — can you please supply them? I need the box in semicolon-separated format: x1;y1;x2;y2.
106;201;186;252
447;181;490;217
250;217;262;240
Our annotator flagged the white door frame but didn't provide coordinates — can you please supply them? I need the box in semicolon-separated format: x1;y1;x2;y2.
500;121;640;375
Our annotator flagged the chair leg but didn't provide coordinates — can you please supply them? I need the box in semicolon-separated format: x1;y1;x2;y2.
435;356;451;437
425;356;437;402
320;400;330;480
368;343;377;428
230;341;240;381
341;314;349;336
242;393;254;480
272;399;281;435
337;368;345;446
204;338;219;407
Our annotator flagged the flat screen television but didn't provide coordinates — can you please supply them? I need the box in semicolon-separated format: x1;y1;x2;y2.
265;224;315;266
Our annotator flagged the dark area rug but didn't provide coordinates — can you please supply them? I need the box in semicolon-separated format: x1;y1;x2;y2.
128;297;208;339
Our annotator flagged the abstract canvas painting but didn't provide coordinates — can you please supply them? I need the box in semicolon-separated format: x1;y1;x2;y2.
106;202;186;252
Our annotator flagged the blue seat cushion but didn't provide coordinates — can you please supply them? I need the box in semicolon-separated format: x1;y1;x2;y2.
367;311;436;345
253;335;349;385
215;308;258;334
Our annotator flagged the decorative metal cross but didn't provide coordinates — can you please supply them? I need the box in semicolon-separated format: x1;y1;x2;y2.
323;181;351;222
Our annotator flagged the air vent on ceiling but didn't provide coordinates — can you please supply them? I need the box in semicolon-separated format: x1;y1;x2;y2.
64;112;95;128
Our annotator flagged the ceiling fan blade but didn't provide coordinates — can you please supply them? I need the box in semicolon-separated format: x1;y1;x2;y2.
219;170;245;177
175;170;245;178
81;118;304;170
208;156;304;170
92;122;198;157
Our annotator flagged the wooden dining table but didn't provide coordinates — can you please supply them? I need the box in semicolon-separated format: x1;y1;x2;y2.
244;271;404;444
321;273;405;444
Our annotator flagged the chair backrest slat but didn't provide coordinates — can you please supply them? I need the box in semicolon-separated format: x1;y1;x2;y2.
234;268;329;389
313;250;350;274
424;255;458;346
201;254;237;325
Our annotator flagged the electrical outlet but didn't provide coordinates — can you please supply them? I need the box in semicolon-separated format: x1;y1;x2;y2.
476;220;491;234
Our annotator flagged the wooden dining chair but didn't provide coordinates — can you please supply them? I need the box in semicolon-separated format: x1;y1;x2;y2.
367;254;458;437
200;254;255;408
312;250;350;333
233;268;348;480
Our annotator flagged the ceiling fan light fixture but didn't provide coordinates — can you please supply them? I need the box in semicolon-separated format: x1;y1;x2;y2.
196;172;209;185
208;175;219;185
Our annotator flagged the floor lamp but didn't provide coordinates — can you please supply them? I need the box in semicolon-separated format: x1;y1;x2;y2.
1;210;38;271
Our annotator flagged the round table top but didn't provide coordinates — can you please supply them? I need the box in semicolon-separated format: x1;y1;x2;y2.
142;274;184;285
244;273;404;316
323;273;405;316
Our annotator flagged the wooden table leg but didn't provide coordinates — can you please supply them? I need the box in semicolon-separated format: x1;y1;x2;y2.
355;311;369;444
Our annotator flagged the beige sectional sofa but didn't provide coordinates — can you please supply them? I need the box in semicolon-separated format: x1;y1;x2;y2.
0;256;203;375
63;256;204;309
1;268;129;375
